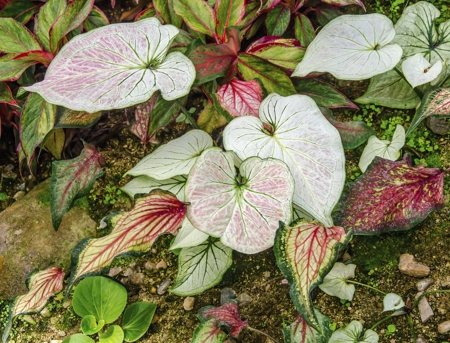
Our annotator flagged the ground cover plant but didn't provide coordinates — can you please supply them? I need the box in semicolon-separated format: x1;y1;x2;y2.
1;0;450;342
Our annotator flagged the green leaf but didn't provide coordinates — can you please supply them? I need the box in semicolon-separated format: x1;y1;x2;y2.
197;100;228;133
294;13;315;47
55;107;103;129
237;53;296;96
44;128;65;160
173;0;216;38
72;276;127;324
0;17;41;53
122;302;157;342
265;4;290;36
274;221;350;332
35;0;67;52
99;325;124;343
170;238;233;296
62;334;95;343
0;0;41;25
318;262;356;302
191;318;227;343
80;315;105;335
0;53;37;81
0;82;18;107
282;311;332;343
215;0;245;41
329;321;378;343
83;5;109;31
153;0;183;27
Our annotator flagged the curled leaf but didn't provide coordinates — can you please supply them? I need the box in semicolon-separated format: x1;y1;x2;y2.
402;53;443;89
383;293;405;312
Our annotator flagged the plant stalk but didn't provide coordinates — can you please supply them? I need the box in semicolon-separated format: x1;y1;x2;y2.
369;313;394;330
406;313;417;342
176;99;200;129
347;280;386;295
246;326;280;343
412;289;450;308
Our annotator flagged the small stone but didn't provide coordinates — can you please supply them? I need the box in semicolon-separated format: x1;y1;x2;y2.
109;267;122;277
437;307;446;315
263;271;271;278
416;338;427;343
157;278;171;295
416;278;434;292
57;331;66;337
4;164;14;172
156;260;167;269
265;284;271;292
2;170;17;180
22;315;36;325
13;191;25;200
40;307;51;318
415;292;434;323
183;297;195;311
123;268;133;276
130;272;145;285
220;288;236;304
150;287;157;294
438;320;450;334
237;293;252;307
16;183;26;191
50;340;62;343
342;252;352;262
145;262;157;271
398;254;430;277
129;262;136;268
63;300;71;309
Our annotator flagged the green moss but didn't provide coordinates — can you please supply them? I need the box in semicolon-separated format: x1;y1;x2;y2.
37;188;51;207
73;196;89;210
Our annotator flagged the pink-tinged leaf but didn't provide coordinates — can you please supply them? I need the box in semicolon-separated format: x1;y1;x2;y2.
68;190;186;290
294;13;315;47
172;0;217;39
334;156;447;234
34;0;67;53
199;301;248;337
259;0;282;13
274;221;350;331
55;107;103;129
0;53;37;81
216;78;262;117
135;6;158;21
407;87;450;136
215;0;245;42
153;0;183;27
0;17;41;53
2;267;64;343
0;0;42;25
111;0;115;8
188;27;240;84
50;141;105;230
13;50;54;65
265;4;291;36
191;319;227;343
320;107;375;149
130;94;158;144
83;5;109;31
0;81;18;106
20;92;57;167
282;312;332;343
321;0;365;11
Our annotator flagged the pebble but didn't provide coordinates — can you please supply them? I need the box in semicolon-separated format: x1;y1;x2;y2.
123;268;133;276
22;315;36;325
57;331;66;337
438;320;450;334
4;164;14;172
342;252;352;262
145;261;157;271
220;288;236;304
156;260;167;269
13;191;25;200
109;267;122;277
263;271;271;278
157;278;171;295
398;254;430;277
16;183;26;191
40;307;52;318
2;170;17;180
237;293;252;307
416;278;434;292
130;272;145;285
183;297;195;311
415;292;434;323
416;338;427;343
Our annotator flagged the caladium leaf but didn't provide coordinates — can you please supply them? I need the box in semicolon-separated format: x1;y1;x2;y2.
130;94;158;144
383;293;405;312
215;0;245;42
334;156;447;234
2;267;64;343
170;238;233;296
170;217;209;250
274;220;349;331
186;149;294;254
294;13;315;48
67;190;186;291
0;82;18;106
20;92;57;166
198;301;248;337
282;311;332;343
191;319;227;343
292;14;402;80
55;107;102;129
50;141;105;230
173;0;217;39
216;78;262;117
34;0;67;53
359;125;405;173
321;0;365;10
0;0;41;25
402;53;443;89
0;17;41;53
329;321;378;343
265;4;290;36
25;18;195;113
83;5;109;31
318;262;356;301
223;93;345;227
121;175;187;201
407;87;450;136
126;129;213;179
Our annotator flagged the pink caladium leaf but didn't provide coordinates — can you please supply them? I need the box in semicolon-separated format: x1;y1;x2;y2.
282;312;332;343
130;93;158;144
2;267;64;343
191;319;227;343
321;0;366;11
25;18;195;113
0;81;18;107
216;78;262;117
50;140;105;230
334;156;447;234
68;190;186;291
274;220;350;331
198;301;248;337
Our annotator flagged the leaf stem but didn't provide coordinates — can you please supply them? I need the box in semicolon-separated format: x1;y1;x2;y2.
176;99;199;129
347;280;386;295
369;313;394;330
412;289;450;308
406;313;417;342
246;326;280;343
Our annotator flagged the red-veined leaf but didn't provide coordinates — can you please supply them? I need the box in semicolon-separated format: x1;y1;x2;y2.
135;6;158;21
188;27;240;84
407;87;450;136
216;78;262;117
334;156;447;234
173;0;217;39
265;4;290;36
191;319;227;343
130;94;158;144
215;0;245;42
0;53;38;81
0;0;41;25
35;0;67;53
198;301;248;337
274;220;350;332
83;5;109;31
321;0;365;11
259;0;282;13
67;190;186;291
13;50;54;65
153;0;183;27
55;107;103;129
50;141;105;230
0;81;18;106
0;17;41;53
294;13;315;47
2;267;64;343
282;312;332;343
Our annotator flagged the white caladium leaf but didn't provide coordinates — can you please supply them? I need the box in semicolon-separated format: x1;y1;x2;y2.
330;321;379;343
170;217;209;250
126;130;213;179
402;53;443;88
186;148;294;254
121;175;187;201
359;125;405;173
223;93;345;227
24;18;195;113
170;238;233;296
292;14;402;80
383;293;405;312
318;262;356;301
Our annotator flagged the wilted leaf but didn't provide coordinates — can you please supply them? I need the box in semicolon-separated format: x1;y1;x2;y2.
198;301;248;337
55;107;102;129
318;262;356;301
216;78;262;117
334;156;447;234
197;101;228;133
0;17;41;53
282;311;332;343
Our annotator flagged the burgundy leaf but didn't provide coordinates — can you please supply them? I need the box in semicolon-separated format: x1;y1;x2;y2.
50;141;105;230
130;93;158;144
321;0;365;11
199;301;248;337
216;78;262;117
334;156;447;234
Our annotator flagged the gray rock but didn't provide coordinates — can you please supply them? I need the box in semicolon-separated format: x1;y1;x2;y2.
416;278;434;292
237;293;252;307
415;292;434;323
398;254;430;277
416;338;427;343
183;297;195;311
220;288;236;304
108;267;122;277
157;278;171;295
0;179;96;299
144;261;156;271
438;320;450;334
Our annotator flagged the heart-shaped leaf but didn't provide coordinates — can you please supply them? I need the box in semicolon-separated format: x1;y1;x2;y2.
186;148;294;254
191;318;227;343
274;220;349;331
198;301;248;338
334;156;447;234
318;262;356;301
282;311;332;343
122;302;157;342
126;129;213;179
170;217;209;250
2;267;64;343
170;238;232;296
292;14;402;80
402;53;443;89
25;18;195;113
51;141;105;230
223;93;345;227
62;334;95;343
122;175;187;201
0;17;41;53
99;325;124;343
81;315;105;335
67;190;186;291
216;78;262;117
329;321;378;343
383;293;405;312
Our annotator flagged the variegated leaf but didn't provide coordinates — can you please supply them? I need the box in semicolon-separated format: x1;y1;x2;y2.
402;53;443;89
54;107;103;129
216;78;262;117
0;17;41;53
0;81;18;106
170;217;209;250
34;0;67;53
122;175;187;201
191;319;227;343
274;221;349;332
282;311;332;343
198;301;248;338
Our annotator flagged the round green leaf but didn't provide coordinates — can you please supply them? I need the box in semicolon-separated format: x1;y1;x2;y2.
99;325;124;343
80;315;105;335
62;334;95;343
122;302;157;342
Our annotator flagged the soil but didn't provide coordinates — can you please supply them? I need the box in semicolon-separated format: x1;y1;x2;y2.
1;0;450;343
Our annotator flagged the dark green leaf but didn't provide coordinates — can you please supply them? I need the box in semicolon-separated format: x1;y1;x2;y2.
122;302;157;342
265;4;290;36
0;0;40;25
